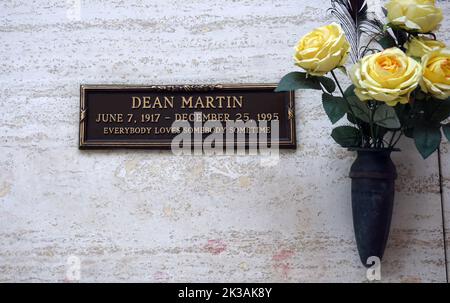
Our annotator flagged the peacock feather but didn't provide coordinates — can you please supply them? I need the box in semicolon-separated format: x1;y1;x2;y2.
329;0;383;63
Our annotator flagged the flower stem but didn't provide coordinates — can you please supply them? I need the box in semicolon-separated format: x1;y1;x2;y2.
388;130;397;148
392;131;403;148
330;70;346;101
369;101;375;147
330;70;364;143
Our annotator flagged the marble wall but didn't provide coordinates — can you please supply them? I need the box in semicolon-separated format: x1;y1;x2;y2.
0;0;449;282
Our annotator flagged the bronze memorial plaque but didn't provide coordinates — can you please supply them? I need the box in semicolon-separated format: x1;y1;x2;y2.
79;84;296;149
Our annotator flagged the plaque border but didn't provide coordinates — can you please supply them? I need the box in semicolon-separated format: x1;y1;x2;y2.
79;84;296;149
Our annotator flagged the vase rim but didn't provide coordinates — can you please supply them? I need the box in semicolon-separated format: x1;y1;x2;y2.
348;147;401;152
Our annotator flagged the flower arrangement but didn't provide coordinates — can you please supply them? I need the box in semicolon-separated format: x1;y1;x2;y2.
275;0;449;265
276;0;450;158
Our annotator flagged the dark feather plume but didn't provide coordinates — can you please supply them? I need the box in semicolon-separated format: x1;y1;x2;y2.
329;0;383;63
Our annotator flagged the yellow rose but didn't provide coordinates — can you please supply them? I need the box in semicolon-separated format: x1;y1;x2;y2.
294;22;350;76
350;48;422;106
405;37;446;58
385;0;443;33
420;48;450;100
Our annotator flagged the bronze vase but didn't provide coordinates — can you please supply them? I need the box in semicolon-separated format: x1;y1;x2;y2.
349;148;397;266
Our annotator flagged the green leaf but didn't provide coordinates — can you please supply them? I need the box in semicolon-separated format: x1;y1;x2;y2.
373;104;401;129
344;84;356;98
430;97;450;122
275;72;321;92
318;76;336;94
347;113;357;124
322;93;347;124
347;113;372;138
443;124;450;142
331;126;362;148
404;127;414;139
394;103;410;124
414;124;441;159
344;85;400;129
344;85;373;124
377;34;396;49
347;95;371;123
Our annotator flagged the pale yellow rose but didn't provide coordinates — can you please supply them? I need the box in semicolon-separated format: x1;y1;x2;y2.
385;0;443;33
404;36;446;58
294;23;350;76
420;48;450;100
350;48;422;106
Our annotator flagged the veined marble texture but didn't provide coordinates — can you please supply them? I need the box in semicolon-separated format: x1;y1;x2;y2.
0;0;449;282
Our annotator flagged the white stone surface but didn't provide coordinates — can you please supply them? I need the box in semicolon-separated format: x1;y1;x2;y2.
434;1;450;283
441;140;450;282
0;0;448;282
